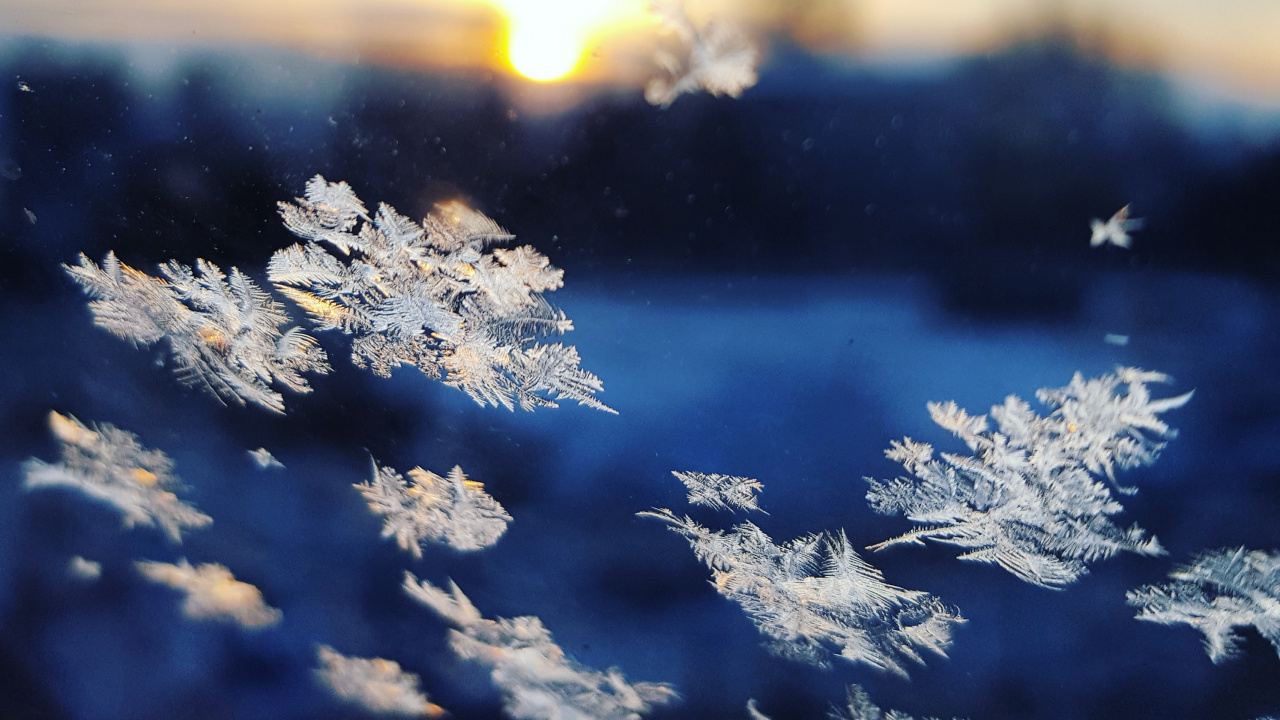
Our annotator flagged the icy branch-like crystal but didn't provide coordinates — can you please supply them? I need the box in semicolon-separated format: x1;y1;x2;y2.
269;176;613;413
356;458;511;555
64;253;330;413
639;508;964;676
403;574;678;720
1127;547;1280;663
671;471;764;512
866;368;1189;589
22;411;212;543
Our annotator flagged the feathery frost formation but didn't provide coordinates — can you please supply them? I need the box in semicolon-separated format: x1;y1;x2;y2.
866;368;1191;589
403;573;678;720
1089;204;1143;249
645;0;759;106
268;176;612;413
672;470;764;512
135;559;281;628
640;508;963;675
1127;547;1280;663
357;459;512;555
64;253;330;413
314;645;445;717
22;411;212;543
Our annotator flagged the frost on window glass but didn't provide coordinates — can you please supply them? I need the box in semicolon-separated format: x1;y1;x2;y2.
22;411;212;543
671;470;764;513
356;458;512;555
314;644;445;717
866;368;1191;589
64;253;330;414
645;0;759;107
640;507;963;676
268;176;613;413
403;573;678;720
135;559;281;628
1127;547;1280;663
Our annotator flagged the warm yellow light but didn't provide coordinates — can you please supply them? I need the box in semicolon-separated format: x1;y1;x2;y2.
492;0;643;82
508;13;584;81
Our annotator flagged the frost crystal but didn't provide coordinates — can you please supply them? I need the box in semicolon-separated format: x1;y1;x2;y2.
314;645;445;717
1089;204;1143;249
671;471;764;512
268;176;613;413
1127;547;1280;663
403;573;679;720
64;253;330;414
22;411;212;543
645;0;759;107
866;368;1190;589
135;559;281;628
357;458;511;555
639;509;963;675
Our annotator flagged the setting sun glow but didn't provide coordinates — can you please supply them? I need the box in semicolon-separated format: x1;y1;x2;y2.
493;0;640;82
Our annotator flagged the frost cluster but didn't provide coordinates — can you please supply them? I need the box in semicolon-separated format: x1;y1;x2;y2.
403;573;678;720
135;559;282;628
671;470;764;512
357;459;512;555
268;176;612;413
64;253;330;413
22;411;212;543
867;368;1191;588
1127;547;1280;663
645;0;759;106
641;508;963;675
314;644;445;717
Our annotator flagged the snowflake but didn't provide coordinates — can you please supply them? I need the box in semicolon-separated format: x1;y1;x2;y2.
866;368;1191;588
64;252;330;413
356;458;511;555
404;573;678;720
22;411;212;543
640;508;964;676
268;176;613;413
1127;547;1280;663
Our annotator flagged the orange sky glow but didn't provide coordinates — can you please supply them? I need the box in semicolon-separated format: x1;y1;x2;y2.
1;0;1278;108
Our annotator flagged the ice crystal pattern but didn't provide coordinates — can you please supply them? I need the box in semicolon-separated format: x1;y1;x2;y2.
645;0;759;106
22;411;212;543
1090;204;1143;249
357;458;511;555
268;176;612;413
672;471;764;512
136;559;282;628
1127;547;1280;663
403;573;678;720
866;368;1191;589
640;509;964;675
64;253;330;413
315;645;445;717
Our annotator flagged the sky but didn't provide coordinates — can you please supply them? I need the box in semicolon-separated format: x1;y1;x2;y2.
1;0;1279;108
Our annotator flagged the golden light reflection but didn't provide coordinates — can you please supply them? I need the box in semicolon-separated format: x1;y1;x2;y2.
488;0;647;82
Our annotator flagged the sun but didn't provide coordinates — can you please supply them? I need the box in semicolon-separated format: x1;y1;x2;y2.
507;11;586;82
492;0;636;83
